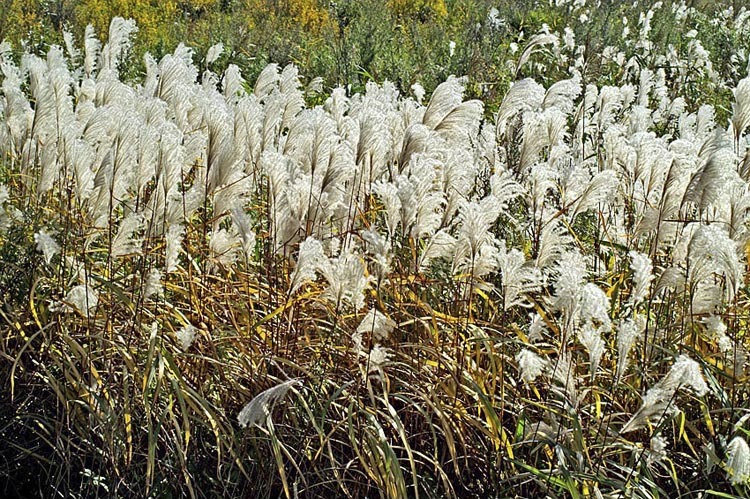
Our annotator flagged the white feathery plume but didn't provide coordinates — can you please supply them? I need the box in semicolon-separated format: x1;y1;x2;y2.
647;434;669;466
527;162;557;222
135;124;159;197
637;67;654;108
651;69;672;122
142;53;160;97
732;75;750;143
230;206;256;261
1;61;32;156
422;76;465;129
476;121;498;170
156;124;185;199
55;284;99;317
411;82;425;104
490;170;524;214
621;355;708;433
658;258;691;296
727;178;750;242
634;155;685;241
578;283;611;377
516;349;547;383
575;83;599;121
739;147;750;183
169;182;203;229
234;95;264;173
630;133;672;208
681;141;734;212
353;309;396;351
0;41;9;62
496;245;543;310
515;33;559;78
691;283;724;316
416;75;479;139
517;112;546;171
440;148;481;222
63;30;80;62
621;391;671;434
401;155;445;239
452;200;501;284
263;149;290;205
352;109;391;186
306;76;324;95
361;228;392;278
238;379;300;429
223;64;245;102
496;78;545;135
627;105;654;136
260;89;284;151
0;204;18;236
547;351;578;409
418;229;456;272
727;436;750;485
696;104;716;140
319;251;373;311
281;108;348;232
324;86;350;128
209;227;241;269
24;54;58;192
279;65;305;130
541;107;570;146
705;315;747;374
534;219;572;269
550;249;587;330
144;268;163;299
367;345;392;375
372;179;401;238
212;175;252;233
703;315;734;358
206;43;224;65
397;123;431;169
687;224;743;301
254;63;280;99
83;24;101;78
111;213;144;257
528;313;546;343
289;237;326;294
569;169;618;220
34;229;61;264
101;17;138;73
155;52;198;116
205;107;240;196
542;76;581;116
523;420;560;444
435;99;483;143
557;156;590;209
629;250;654;306
0;185;11;233
616;317;642;381
175;323;198;351
595;85;624;129
90;113;141;225
80;105;112;147
95;73;136;106
165;224;185;273
275;173;311;243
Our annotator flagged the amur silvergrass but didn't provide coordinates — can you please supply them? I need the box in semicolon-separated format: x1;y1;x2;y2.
0;5;750;497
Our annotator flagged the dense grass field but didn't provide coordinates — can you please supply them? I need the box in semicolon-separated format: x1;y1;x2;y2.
2;1;750;497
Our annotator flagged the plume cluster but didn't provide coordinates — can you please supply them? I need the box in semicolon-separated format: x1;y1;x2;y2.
2;8;750;498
